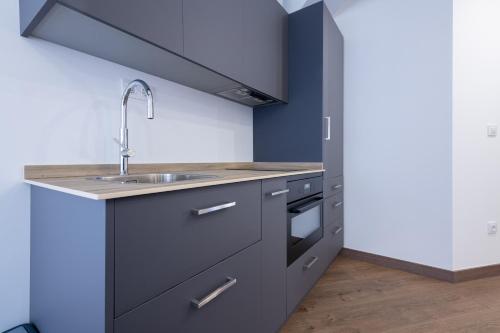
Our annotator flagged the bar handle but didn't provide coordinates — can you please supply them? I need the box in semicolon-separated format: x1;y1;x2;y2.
333;227;343;235
269;189;290;197
291;198;323;214
333;201;344;208
192;202;236;216
303;257;319;271
191;277;237;309
332;184;343;190
324;116;331;141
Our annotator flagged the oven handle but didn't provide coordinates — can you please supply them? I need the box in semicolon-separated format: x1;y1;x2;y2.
290;197;323;214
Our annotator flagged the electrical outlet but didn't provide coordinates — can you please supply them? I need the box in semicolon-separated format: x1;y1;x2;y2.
488;221;497;235
487;124;498;137
121;79;148;101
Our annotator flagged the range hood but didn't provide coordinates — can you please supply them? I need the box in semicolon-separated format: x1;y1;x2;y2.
20;2;281;107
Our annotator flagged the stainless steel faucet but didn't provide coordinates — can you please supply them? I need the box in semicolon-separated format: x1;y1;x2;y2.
119;79;155;176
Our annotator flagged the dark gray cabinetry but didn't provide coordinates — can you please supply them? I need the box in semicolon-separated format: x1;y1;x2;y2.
183;0;288;102
30;187;113;333
19;0;287;105
114;181;261;316
286;239;329;316
242;0;288;101
261;179;288;333
323;222;344;264
254;2;344;179
114;243;262;333
324;192;344;227
61;0;183;54
183;0;244;84
322;8;344;181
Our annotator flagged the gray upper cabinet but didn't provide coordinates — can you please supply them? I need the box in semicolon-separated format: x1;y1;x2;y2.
183;0;288;102
61;0;183;54
183;0;245;83
19;0;287;106
242;0;288;101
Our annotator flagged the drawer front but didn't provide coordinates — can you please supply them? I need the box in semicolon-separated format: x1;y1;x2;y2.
322;223;344;264
324;175;343;198
114;181;261;316
286;240;328;316
287;176;323;203
323;192;344;227
114;243;262;333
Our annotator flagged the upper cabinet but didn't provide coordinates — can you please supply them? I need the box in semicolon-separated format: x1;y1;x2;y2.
61;0;183;54
183;0;288;102
19;0;288;107
183;0;245;82
242;0;288;102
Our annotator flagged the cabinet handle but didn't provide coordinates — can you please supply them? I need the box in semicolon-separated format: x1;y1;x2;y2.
269;189;290;197
324;116;331;141
303;256;319;271
332;184;343;190
192;202;236;216
333;201;343;208
191;277;237;309
333;227;343;235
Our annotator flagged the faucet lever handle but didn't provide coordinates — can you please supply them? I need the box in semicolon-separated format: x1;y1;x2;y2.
120;148;135;158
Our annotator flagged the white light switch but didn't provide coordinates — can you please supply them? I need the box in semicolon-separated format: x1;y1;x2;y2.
487;124;498;137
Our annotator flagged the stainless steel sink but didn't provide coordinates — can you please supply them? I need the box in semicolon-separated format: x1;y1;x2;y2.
90;173;218;184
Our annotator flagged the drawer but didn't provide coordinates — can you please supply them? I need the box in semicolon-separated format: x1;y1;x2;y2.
322;222;344;264
323;192;344;227
286;240;328;316
114;181;261;316
114;243;262;333
324;175;343;198
287;176;323;203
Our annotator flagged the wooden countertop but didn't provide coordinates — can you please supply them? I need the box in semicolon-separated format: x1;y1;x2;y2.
24;162;324;200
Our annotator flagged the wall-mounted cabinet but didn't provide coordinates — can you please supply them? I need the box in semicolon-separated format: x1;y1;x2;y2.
19;0;288;107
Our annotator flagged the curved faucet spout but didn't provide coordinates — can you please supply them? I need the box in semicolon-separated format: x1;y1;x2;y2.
119;79;155;176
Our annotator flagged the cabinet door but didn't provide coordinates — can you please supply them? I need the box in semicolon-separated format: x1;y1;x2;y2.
61;0;183;54
261;178;288;333
115;243;262;333
242;0;288;101
322;8;344;179
183;0;244;81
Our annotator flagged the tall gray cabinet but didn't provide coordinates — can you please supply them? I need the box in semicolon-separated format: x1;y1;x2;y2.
254;1;343;182
253;2;344;232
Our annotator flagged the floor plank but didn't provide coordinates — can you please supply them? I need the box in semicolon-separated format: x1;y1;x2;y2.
281;255;500;333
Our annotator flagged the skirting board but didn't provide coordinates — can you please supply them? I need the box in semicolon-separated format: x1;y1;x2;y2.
342;248;500;283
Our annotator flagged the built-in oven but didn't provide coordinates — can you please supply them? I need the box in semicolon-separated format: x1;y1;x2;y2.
287;175;323;266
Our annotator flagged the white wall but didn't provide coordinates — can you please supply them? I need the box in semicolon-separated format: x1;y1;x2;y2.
453;0;500;270
0;0;252;330
335;0;454;269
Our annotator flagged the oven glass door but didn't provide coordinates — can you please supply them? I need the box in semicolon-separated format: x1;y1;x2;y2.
290;204;321;245
287;196;323;266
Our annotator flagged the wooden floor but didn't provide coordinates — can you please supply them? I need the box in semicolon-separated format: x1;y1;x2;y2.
281;254;500;333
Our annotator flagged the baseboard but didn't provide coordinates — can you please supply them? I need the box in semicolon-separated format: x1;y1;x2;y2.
454;264;500;282
342;248;455;282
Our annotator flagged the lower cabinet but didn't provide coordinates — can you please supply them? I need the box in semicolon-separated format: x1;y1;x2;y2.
323;222;344;264
114;242;262;333
286;240;329;316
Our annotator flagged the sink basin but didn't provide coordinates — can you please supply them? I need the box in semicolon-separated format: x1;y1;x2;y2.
90;173;219;184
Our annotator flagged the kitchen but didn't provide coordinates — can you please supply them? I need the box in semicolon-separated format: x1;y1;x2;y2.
2;0;500;332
